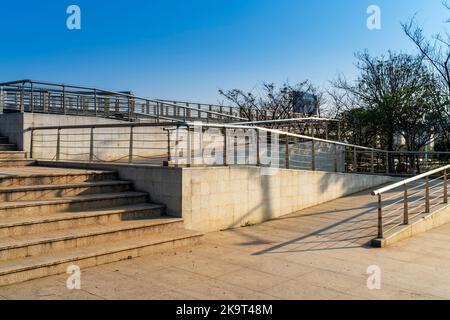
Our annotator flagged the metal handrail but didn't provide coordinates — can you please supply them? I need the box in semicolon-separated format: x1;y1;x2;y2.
372;165;450;239
27;120;381;152
0;80;247;121
372;165;450;196
231;117;341;125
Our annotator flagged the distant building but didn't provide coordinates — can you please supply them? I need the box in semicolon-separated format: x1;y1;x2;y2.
292;91;318;116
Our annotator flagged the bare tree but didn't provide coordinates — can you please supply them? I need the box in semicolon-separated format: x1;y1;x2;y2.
332;51;444;152
402;2;450;104
219;81;325;122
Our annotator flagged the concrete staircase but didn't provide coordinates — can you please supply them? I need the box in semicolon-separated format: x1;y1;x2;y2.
0;136;35;167
0;144;202;286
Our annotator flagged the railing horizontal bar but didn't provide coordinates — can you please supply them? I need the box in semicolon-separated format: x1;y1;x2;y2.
372;165;450;196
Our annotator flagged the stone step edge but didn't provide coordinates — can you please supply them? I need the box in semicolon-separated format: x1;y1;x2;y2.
0;218;183;251
0;229;202;277
0;203;166;229
0;170;117;180
0;180;132;193
0;192;148;211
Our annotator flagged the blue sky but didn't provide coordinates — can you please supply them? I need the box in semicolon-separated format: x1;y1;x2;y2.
0;0;448;103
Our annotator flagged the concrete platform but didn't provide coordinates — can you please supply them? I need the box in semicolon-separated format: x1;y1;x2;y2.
2;188;450;300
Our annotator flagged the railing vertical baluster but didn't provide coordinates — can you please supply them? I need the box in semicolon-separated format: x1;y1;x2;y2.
311;140;316;171
444;169;448;204
223;128;227;166
174;126;180;167
377;194;383;239
425;176;430;213
353;147;358;172
386;152;390;174
128;126;134;164
30;83;34;113
256;129;260;167
89;127;94;162
56;129;61;161
334;144;338;172
62;85;66;114
166;129;171;163
371;151;375;173
29;129;34;159
186;126;192;167
404;184;409;225
20;82;25;112
94;89;98;117
285;134;290;169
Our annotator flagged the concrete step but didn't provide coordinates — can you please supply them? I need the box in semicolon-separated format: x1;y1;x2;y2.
0;170;118;188
0;218;185;261
0;160;35;167
0;145;17;152
0;180;133;201
0;228;202;286
0;137;9;144
0;203;166;237
0;152;26;160
0;192;149;218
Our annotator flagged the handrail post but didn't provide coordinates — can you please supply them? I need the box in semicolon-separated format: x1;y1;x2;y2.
285;134;290;169
89;127;94;162
377;194;383;239
20;82;25;112
166;129;171;163
425;176;430;213
444;169;448;204
94;89;98;117
186;126;191;167
56;128;61;161
334;144;338;172
403;184;409;225
386;152;390;174
29;129;34;159
223;128;227;166
30;83;34;113
353;147;358;173
256;129;261;166
128;126;134;164
371;150;375;174
62;85;66;114
311;140;316;171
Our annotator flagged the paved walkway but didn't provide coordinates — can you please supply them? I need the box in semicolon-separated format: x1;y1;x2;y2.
1;188;449;300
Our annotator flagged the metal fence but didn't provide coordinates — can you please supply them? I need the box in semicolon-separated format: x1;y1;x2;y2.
0;80;246;123
26;121;405;174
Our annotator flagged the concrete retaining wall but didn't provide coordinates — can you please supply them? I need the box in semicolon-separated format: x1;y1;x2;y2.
0;113;168;162
181;167;392;232
37;161;392;233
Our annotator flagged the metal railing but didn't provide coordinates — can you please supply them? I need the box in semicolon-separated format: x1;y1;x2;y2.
372;165;450;239
0;80;246;123
24;120;450;176
156;99;242;119
25;121;391;174
231;117;342;142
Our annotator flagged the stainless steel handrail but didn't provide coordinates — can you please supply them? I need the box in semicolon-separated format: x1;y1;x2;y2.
372;165;450;196
0;80;247;121
372;165;450;239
